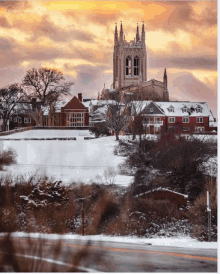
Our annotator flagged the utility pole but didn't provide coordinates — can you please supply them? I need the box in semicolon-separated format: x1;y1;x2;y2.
207;191;211;242
81;201;84;236
76;195;92;236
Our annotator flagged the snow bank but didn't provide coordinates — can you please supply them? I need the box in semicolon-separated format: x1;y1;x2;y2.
3;232;217;250
0;129;95;139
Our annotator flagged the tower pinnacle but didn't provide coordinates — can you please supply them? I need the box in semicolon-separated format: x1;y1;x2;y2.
120;21;123;42
136;23;140;42
141;21;145;43
163;68;167;89
114;23;118;44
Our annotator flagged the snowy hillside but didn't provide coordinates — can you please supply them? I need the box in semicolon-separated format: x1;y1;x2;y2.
0;130;133;186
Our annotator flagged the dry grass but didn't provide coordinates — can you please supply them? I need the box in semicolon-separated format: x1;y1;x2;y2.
0;174;214;241
187;180;217;241
0;233;107;272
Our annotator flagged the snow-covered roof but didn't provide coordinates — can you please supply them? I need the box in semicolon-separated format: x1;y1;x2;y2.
54;100;69;112
90;105;108;123
209;121;217;127
109;88;117;93
130;100;152;115
135;187;188;199
90;100;116;106
156;102;212;117
83;100;92;111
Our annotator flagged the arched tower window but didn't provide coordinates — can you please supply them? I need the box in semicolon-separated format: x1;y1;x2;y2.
134;56;139;76
126;56;132;76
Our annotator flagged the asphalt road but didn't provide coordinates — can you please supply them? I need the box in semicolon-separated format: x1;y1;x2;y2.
60;239;217;272
1;236;217;272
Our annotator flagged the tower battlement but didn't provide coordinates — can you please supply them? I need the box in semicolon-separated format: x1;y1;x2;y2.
113;22;147;90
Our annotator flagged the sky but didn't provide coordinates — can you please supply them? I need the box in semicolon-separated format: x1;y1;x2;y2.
0;0;217;117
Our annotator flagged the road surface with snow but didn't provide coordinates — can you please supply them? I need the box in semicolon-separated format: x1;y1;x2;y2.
2;233;217;272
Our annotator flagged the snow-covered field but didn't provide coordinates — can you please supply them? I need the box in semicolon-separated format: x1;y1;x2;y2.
0;130;216;185
0;130;133;186
4;232;218;250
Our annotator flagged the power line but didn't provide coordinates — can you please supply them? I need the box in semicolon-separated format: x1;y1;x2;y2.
13;164;117;170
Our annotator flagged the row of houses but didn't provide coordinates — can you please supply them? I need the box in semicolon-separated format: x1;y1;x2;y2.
7;93;217;134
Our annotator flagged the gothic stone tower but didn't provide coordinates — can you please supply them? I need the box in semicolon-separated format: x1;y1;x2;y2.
113;22;147;90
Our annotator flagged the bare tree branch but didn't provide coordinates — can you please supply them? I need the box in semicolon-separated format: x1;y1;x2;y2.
22;68;74;106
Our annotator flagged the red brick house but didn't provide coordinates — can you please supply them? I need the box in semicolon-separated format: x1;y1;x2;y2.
136;101;215;134
41;93;89;127
10;113;36;130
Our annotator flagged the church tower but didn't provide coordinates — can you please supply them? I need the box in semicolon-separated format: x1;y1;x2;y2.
113;22;147;90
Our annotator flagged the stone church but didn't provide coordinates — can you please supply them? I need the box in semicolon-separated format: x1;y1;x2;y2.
99;22;169;102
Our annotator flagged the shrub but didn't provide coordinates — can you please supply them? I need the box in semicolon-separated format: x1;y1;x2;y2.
89;123;111;138
187;180;217;241
0;148;17;170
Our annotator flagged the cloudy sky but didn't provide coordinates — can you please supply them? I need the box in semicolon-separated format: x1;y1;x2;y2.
0;0;217;116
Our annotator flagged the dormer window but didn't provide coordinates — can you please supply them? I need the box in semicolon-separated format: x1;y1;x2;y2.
182;106;188;113
196;106;202;113
167;105;174;112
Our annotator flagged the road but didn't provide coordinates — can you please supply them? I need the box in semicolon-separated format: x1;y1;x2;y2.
1;236;217;272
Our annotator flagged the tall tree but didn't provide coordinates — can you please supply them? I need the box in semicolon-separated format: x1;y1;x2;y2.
105;97;129;141
22;68;74;106
0;83;25;131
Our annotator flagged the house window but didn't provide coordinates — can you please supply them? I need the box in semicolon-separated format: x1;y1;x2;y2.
150;108;153;113
182;106;188;113
169;117;175;123
18;117;22;123
134;56;139;76
167;105;174;112
13;117;17;122
182;117;189;123
195;127;205;133
154;117;161;124
67;113;84;127
126;56;132;76
196;106;202;113
24;118;31;123
143;117;150;124
183;127;189;131
197;117;203;123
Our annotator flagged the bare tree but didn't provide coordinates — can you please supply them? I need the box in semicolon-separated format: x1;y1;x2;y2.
22;68;74;106
0;83;25;131
103;167;117;185
105;97;129;141
129;100;147;141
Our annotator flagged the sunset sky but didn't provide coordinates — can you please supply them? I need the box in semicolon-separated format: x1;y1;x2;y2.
0;1;217;116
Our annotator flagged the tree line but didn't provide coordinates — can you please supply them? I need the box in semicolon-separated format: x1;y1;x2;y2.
0;68;74;131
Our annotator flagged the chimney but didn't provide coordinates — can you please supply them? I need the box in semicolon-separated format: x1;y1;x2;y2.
78;93;82;102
